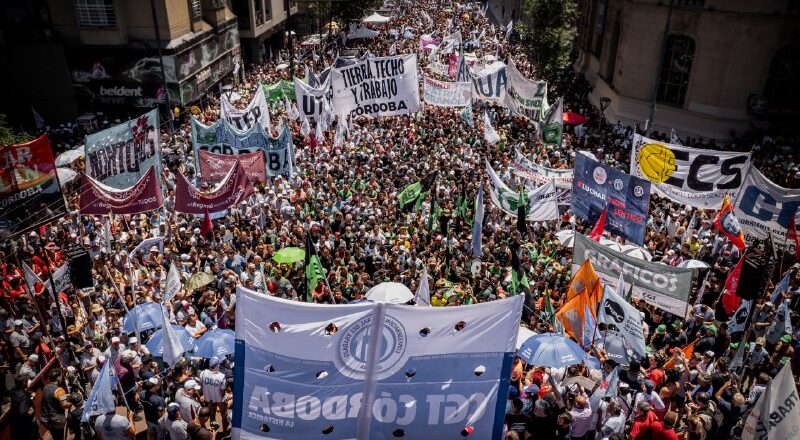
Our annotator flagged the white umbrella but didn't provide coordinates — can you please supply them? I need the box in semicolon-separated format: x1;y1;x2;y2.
55;149;83;167
621;244;653;261
516;327;537;350
678;259;709;269
365;282;414;304
56;167;78;184
275;63;289;70
555;230;575;248
600;237;624;253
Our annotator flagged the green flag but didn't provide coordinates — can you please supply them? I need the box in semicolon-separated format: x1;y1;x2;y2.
304;233;325;302
397;171;438;213
541;97;563;147
510;243;529;295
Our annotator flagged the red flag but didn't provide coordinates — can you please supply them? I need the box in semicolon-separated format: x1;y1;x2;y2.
721;290;741;316
713;194;746;252
201;209;213;237
589;207;607;242
722;254;745;314
789;213;800;260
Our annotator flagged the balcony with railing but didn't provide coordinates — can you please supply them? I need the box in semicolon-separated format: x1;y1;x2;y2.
74;0;117;28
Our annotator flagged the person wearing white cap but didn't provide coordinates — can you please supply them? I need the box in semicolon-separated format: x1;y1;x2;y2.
9;319;31;364
104;335;126;359
175;379;202;422
18;354;39;382
161;402;188;440
200;357;229;431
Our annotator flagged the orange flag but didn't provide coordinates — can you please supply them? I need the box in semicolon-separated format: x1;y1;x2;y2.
567;260;603;308
663;338;698;369
556;290;594;341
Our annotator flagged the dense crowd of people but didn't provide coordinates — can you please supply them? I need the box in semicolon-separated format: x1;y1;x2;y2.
1;0;798;439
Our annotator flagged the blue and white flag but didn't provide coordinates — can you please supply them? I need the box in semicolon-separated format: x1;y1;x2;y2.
581;303;596;348
456;56;470;82
415;268;431;307
472;185;484;258
460;100;474;126
770;272;791;304
766;300;792;343
131;236;164;259
505;20;514;40
233;286;523;440
694;271;710;306
81;359;116;422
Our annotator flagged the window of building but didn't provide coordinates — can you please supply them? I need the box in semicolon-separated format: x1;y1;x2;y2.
74;0;116;28
604;20;620;85
189;0;202;19
591;0;607;56
232;0;250;30
656;35;694;106
284;0;290;12
764;46;800;105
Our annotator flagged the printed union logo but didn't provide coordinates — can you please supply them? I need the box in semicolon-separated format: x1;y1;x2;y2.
637;143;676;183
633;185;644;197
592;167;607;185
613;179;624;191
335;314;408;380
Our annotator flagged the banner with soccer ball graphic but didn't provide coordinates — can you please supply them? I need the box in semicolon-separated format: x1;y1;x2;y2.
630;134;751;209
232;286;523;440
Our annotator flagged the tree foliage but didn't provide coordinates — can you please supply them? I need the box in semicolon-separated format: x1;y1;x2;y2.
0;114;32;146
517;0;579;79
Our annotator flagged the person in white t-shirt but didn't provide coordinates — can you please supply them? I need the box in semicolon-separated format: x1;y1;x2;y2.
200;357;229;431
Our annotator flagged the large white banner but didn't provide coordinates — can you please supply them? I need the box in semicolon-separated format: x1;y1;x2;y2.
220;87;271;131
630;134;751;208
294;78;332;121
422;77;471;107
232;286;523;440
505;59;547;120
471;61;507;103
742;363;800;440
486;161;559;221
734;166;800;252
511;150;573;189
331;54;421;118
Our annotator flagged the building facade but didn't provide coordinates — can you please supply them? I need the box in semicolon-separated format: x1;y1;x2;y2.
575;0;800;140
231;0;297;64
0;0;241;125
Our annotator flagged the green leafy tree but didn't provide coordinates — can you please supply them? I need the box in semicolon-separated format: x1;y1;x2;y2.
517;0;579;79
0;114;32;145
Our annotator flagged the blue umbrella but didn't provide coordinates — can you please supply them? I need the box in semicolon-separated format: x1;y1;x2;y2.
122;303;168;332
192;328;235;358
145;325;195;358
517;333;587;368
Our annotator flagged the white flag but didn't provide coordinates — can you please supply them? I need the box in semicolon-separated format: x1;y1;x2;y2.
670;128;683;145
389;43;397;56
596;285;647;359
21;261;47;294
742;363;800;440
161;306;186;367
163;262;181;305
726;299;752;334
131;236;164;259
506;20;514;40
483;111;500;145
615;271;625;296
300;115;310;137
415;268;431;307
315;120;325;144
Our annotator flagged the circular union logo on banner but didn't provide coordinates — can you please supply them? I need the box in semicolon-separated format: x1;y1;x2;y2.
637;143;677;183
592;166;608;185
335;314;408;380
